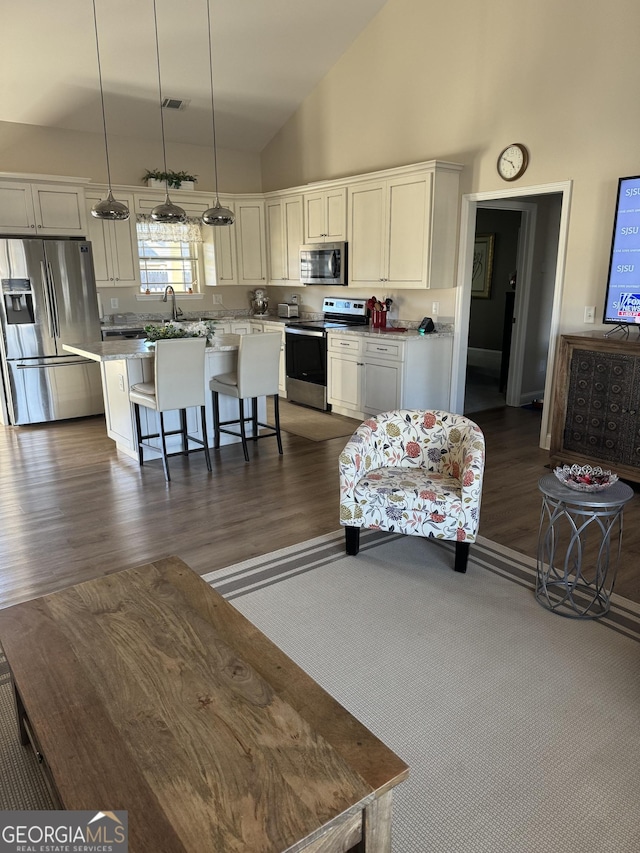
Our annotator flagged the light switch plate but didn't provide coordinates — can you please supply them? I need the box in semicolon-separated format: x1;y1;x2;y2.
584;305;596;323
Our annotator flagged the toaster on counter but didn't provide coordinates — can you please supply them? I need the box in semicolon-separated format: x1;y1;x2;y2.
278;303;299;318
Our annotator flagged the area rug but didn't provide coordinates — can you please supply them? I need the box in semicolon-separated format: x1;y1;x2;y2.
267;398;361;441
2;533;639;853
204;530;640;853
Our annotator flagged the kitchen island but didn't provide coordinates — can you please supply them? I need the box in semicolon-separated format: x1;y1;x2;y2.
62;336;258;461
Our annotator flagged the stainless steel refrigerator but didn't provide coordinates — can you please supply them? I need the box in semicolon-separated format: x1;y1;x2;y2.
0;238;104;425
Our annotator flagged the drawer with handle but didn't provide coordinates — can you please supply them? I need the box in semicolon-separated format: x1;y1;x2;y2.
364;340;404;360
328;336;361;354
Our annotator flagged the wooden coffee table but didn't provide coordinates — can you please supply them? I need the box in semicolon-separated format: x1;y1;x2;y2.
0;556;408;852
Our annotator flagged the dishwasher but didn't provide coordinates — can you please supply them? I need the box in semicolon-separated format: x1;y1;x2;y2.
101;328;147;341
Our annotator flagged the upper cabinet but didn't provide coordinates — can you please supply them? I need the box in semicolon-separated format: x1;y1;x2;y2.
203;196;238;286
234;197;267;286
303;187;347;243
85;191;140;288
266;193;303;285
347;162;461;289
0;180;88;236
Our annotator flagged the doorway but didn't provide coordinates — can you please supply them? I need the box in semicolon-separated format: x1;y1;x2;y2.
451;181;572;449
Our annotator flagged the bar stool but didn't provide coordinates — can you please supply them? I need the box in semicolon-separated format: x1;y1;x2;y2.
129;338;212;482
209;332;283;462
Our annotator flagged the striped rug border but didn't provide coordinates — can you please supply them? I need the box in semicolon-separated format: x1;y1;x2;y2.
203;530;640;642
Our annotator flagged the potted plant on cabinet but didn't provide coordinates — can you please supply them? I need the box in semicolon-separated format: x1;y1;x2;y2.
143;170;198;190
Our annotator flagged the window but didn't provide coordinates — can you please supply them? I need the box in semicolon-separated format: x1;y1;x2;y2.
136;216;204;294
138;238;199;293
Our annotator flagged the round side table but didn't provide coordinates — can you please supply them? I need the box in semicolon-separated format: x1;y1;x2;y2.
536;474;634;619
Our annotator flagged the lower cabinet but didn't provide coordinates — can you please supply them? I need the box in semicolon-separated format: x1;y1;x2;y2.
550;333;640;482
327;333;452;419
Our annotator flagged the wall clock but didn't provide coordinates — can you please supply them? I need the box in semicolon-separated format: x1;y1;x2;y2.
497;143;529;181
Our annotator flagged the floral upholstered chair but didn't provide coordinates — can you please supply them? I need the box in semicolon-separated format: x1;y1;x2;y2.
339;410;485;572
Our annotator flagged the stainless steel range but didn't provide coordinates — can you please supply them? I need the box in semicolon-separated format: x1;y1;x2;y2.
285;297;368;411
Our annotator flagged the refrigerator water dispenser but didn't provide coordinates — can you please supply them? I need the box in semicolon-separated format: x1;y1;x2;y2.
2;278;35;324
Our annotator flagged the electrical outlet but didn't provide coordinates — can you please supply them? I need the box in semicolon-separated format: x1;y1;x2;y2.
118;374;124;392
212;294;223;304
584;305;596;323
110;298;119;309
431;301;439;315
290;294;299;304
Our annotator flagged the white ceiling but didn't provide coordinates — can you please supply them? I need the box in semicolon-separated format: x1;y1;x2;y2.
2;0;389;153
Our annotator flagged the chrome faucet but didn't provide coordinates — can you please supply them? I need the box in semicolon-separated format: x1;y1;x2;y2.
162;285;183;321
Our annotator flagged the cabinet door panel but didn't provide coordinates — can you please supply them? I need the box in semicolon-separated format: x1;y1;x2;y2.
33;186;85;234
283;196;303;282
325;188;347;241
236;200;266;284
304;193;326;242
348;182;386;285
0;182;35;231
328;352;361;410
363;359;401;414
85;195;111;283
387;176;430;285
266;199;285;282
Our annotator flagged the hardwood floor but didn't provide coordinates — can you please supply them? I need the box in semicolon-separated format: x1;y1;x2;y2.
1;406;638;608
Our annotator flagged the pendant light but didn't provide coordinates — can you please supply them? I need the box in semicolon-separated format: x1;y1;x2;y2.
150;0;186;224
90;0;130;221
202;0;234;227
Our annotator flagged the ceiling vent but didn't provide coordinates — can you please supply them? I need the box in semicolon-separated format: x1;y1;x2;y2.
161;98;190;111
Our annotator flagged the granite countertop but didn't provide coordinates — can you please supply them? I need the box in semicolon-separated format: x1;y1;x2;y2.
328;327;452;341
63;334;240;362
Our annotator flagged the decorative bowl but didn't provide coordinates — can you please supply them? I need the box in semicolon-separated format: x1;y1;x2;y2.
553;464;618;492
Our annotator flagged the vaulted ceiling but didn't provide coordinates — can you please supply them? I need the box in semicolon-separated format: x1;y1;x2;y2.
1;0;389;153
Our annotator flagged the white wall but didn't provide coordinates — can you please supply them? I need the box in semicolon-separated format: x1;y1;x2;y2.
260;0;640;331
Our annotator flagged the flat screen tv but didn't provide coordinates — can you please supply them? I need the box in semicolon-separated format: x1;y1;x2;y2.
603;174;640;327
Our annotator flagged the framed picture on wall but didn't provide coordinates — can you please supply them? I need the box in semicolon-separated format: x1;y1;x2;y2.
472;233;495;299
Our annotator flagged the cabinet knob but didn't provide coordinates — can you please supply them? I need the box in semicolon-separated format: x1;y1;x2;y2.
357;362;364;366
37;224;42;228
30;224;35;228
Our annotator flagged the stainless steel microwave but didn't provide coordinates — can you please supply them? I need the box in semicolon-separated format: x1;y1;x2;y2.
299;242;347;285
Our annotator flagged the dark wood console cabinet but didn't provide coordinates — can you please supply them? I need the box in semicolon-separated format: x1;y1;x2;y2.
550;332;640;483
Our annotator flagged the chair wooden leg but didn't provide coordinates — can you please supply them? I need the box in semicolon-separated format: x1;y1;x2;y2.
273;394;283;455
238;399;250;462
200;405;212;472
345;526;360;556
133;403;144;466
211;390;220;449
454;541;470;573
158;411;170;482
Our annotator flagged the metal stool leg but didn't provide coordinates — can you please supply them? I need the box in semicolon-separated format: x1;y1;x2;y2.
238;398;250;462
211;390;221;449
200;405;212;472
273;394;283;455
133;403;144;466
158;411;171;482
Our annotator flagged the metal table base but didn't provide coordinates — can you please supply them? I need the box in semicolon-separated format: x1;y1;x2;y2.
536;474;634;619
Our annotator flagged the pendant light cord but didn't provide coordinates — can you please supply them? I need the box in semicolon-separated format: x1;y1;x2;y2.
91;0;113;190
205;0;222;205
152;0;170;198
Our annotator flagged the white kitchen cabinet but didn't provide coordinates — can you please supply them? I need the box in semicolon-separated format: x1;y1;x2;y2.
203;197;237;286
235;198;267;286
328;336;363;412
85;191;140;288
266;194;303;285
260;320;287;396
303;187;347;243
347;162;461;289
231;320;251;335
327;331;453;419
0;180;87;236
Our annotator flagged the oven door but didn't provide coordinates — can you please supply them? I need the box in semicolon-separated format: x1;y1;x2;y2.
285;327;328;410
